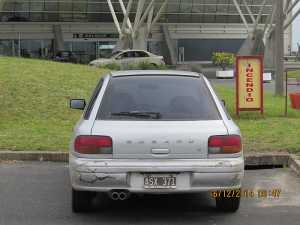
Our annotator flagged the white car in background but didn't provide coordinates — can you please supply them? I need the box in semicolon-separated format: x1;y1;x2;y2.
69;70;244;213
89;49;165;68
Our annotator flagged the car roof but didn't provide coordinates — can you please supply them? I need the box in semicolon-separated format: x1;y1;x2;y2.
121;49;148;52
110;70;201;78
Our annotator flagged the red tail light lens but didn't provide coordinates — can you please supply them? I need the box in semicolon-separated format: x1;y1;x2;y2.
74;136;112;154
208;135;241;154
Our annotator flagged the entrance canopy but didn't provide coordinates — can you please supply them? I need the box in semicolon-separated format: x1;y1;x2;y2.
0;0;272;24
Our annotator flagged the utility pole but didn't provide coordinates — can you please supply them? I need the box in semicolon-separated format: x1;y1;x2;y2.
274;0;284;96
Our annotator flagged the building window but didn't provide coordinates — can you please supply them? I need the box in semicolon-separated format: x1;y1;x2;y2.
18;40;52;58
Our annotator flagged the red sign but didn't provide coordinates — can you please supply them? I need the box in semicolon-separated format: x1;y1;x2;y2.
236;55;264;115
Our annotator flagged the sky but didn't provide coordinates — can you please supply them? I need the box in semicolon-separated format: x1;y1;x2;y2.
292;2;300;51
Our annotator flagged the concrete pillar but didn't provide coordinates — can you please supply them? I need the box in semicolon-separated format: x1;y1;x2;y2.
132;26;148;50
264;35;276;71
53;25;64;55
238;29;265;56
161;25;177;65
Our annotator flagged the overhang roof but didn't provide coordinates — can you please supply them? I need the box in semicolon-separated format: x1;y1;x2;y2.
0;0;272;23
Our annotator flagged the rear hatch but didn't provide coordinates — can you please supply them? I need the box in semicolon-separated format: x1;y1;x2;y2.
91;120;228;159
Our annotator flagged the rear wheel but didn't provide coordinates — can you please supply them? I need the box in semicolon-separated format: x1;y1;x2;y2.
149;63;158;68
215;189;241;212
72;189;95;213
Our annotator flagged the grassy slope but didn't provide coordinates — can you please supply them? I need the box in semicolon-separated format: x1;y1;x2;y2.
1;57;300;154
287;70;300;78
0;57;107;151
215;85;300;154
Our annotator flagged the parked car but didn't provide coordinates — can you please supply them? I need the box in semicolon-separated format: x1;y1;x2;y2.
53;51;78;63
89;49;165;68
69;70;244;213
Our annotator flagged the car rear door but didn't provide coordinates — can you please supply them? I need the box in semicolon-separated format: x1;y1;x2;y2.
118;51;135;68
92;75;228;159
133;51;149;64
91;120;228;159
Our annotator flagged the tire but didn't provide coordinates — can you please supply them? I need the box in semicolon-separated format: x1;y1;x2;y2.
72;189;95;213
150;63;158;68
215;190;241;212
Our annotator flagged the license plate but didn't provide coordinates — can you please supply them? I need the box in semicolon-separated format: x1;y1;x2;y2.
144;174;176;189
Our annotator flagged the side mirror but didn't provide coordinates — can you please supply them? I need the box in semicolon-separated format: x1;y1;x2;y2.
70;99;86;110
221;99;226;106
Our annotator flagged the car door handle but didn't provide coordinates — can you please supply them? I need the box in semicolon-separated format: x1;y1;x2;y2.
151;149;170;154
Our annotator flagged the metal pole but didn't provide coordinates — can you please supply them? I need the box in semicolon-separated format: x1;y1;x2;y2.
284;0;292;13
274;0;284;96
18;32;21;57
107;0;122;35
137;0;155;30
285;0;300;15
149;0;168;31
119;0;133;32
284;8;300;30
242;0;255;24
133;0;145;34
147;6;154;34
253;0;267;30
285;70;288;117
232;0;249;31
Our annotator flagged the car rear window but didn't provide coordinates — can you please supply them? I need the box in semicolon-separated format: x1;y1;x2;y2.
97;75;221;121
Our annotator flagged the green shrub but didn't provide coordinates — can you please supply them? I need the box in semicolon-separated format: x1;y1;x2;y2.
100;63;121;70
212;52;235;70
98;61;170;71
126;61;170;70
136;61;158;70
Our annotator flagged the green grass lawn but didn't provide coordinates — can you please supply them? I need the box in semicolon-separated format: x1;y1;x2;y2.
0;57;107;151
1;56;300;154
215;85;300;154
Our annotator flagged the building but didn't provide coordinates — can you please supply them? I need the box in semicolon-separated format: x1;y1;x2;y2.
0;0;293;64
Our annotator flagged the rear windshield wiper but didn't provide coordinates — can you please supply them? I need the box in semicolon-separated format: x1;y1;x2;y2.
111;111;161;119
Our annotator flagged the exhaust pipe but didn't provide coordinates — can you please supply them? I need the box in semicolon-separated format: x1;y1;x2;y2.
108;190;130;201
119;192;127;201
110;191;120;200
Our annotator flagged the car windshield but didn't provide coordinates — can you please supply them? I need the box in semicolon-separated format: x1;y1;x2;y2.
98;75;220;121
109;51;121;58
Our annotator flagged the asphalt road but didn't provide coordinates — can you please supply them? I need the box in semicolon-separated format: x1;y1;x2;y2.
0;162;300;225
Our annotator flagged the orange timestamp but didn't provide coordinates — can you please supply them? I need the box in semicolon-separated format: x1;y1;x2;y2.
211;189;282;199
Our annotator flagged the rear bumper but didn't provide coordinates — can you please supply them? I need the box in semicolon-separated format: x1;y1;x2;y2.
69;155;244;193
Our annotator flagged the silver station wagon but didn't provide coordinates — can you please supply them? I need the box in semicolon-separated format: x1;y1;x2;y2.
69;70;244;213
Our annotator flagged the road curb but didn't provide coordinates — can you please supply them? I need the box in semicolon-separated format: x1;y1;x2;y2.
0;151;300;176
244;153;290;167
0;151;68;162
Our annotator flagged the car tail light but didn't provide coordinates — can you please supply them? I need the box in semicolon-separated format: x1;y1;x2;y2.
208;135;241;154
74;136;112;154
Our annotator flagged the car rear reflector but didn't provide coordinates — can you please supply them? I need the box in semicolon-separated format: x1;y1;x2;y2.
208;135;241;154
74;136;112;154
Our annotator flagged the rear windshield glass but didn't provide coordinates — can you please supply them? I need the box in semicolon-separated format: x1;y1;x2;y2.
97;76;220;121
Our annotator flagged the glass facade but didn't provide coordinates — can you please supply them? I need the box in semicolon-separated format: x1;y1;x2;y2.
0;39;53;58
0;40;15;56
20;40;52;58
178;39;245;61
0;1;275;63
0;0;272;24
63;41;116;63
0;39;116;63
